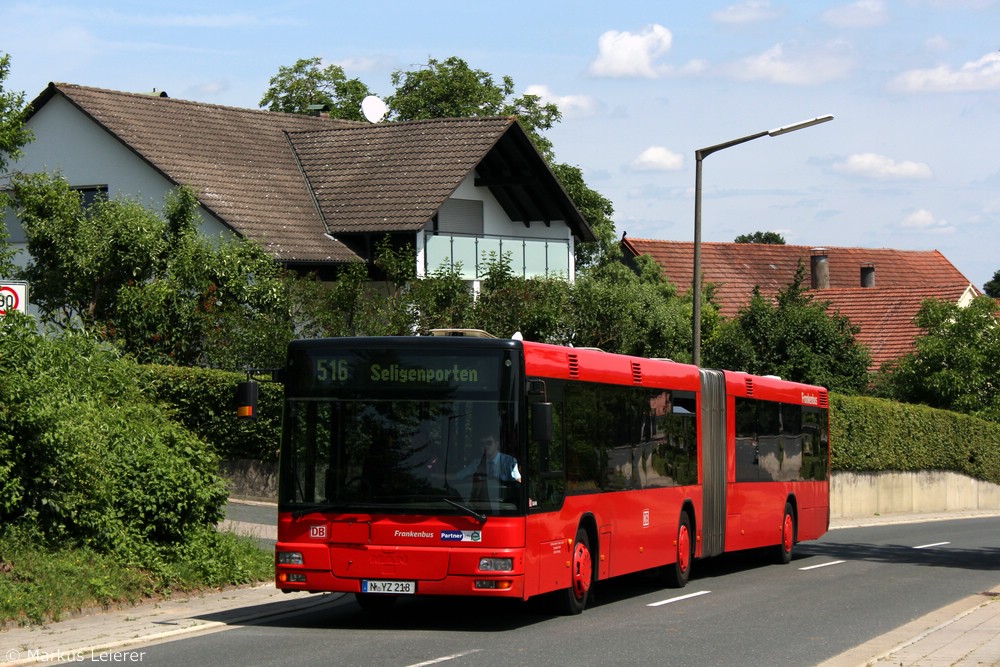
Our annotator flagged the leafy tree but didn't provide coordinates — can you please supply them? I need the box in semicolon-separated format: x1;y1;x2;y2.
984;269;1000;298
259;56;373;120
703;264;871;392
13;172;166;327
569;257;693;359
471;253;571;343
734;231;786;244
388;56;561;155
11;174;291;369
0;52;33;277
873;295;1000;422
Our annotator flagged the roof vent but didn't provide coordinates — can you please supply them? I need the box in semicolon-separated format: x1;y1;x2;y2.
810;249;829;290
568;353;580;378
861;263;875;288
428;328;496;338
631;362;642;385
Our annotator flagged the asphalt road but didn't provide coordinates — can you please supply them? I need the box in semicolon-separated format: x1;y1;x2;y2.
135;515;1000;667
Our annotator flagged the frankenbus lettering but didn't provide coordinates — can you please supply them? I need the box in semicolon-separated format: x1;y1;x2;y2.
369;363;479;384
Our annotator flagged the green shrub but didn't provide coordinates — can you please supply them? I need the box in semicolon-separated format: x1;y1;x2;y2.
135;364;282;461
831;393;1000;485
0;316;224;563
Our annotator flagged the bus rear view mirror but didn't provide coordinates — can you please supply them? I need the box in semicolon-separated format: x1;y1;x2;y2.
236;380;259;419
531;401;553;444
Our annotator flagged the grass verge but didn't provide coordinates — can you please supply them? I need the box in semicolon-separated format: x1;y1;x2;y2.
0;526;273;627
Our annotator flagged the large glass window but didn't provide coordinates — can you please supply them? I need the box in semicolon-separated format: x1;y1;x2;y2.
545;379;697;494
734;398;829;482
280;346;523;517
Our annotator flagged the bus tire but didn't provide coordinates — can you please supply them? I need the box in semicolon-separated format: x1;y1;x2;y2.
661;512;693;588
774;502;795;565
556;527;594;615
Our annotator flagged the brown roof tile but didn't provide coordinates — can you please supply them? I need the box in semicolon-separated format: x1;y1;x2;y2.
287;117;517;234
42;83;361;264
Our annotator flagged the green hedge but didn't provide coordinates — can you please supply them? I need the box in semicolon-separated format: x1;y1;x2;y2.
830;393;1000;486
136;365;282;461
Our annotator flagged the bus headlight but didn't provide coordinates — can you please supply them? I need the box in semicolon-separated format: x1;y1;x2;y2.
479;557;513;572
277;551;304;565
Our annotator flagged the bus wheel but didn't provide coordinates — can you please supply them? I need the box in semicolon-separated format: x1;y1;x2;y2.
661;512;692;588
557;528;594;615
355;593;397;613
774;502;795;565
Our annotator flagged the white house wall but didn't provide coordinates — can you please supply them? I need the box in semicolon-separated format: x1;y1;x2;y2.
6;94;232;254
451;173;573;242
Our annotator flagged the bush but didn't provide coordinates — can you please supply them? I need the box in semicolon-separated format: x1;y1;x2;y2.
135;364;282;461
0;316;225;565
831;393;1000;485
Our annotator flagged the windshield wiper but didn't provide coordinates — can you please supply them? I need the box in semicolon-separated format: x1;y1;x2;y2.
443;498;487;525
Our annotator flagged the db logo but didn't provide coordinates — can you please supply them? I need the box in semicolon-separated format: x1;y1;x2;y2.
309;525;327;539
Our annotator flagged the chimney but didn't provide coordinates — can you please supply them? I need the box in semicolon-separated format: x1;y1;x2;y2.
861;263;875;288
810;248;830;289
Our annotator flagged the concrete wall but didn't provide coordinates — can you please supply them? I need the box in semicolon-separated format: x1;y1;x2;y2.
221;461;1000;519
831;470;1000;519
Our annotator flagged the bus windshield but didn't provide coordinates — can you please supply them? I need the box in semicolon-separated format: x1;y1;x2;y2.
280;344;523;518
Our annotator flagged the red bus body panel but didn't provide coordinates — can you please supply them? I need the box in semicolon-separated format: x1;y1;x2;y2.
275;338;830;600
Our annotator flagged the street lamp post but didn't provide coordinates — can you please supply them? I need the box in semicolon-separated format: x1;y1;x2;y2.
691;115;833;367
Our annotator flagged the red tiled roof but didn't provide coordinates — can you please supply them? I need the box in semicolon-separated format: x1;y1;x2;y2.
623;238;974;316
622;237;980;370
818;286;973;370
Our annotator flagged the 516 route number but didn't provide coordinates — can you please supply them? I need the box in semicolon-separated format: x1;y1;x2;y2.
315;359;350;382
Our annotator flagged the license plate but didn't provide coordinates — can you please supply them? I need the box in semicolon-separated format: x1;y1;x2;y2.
361;580;415;594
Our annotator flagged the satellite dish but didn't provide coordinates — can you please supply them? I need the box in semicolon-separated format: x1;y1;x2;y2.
361;95;388;123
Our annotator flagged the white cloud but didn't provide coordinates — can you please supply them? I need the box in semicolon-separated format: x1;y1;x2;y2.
722;43;854;85
890;51;1000;92
523;84;599;117
833;153;933;180
190;80;230;96
821;0;889;28
712;1;783;24
588;24;673;78
630;146;684;171
900;209;953;233
923;36;952;53
332;55;397;74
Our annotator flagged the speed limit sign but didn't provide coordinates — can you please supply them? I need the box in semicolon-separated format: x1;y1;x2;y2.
0;282;28;316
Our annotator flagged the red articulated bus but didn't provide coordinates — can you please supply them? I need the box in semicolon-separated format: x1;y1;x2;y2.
256;330;829;614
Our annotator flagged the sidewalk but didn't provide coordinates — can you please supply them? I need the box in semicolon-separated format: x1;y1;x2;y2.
2;508;999;666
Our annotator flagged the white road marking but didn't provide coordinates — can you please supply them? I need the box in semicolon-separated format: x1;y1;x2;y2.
407;650;483;666
647;590;712;607
913;541;950;549
799;560;846;570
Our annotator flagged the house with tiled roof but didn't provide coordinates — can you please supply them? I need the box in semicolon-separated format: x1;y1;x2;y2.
6;83;593;283
622;237;981;371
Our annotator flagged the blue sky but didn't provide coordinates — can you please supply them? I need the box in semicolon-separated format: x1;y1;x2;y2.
4;0;999;289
